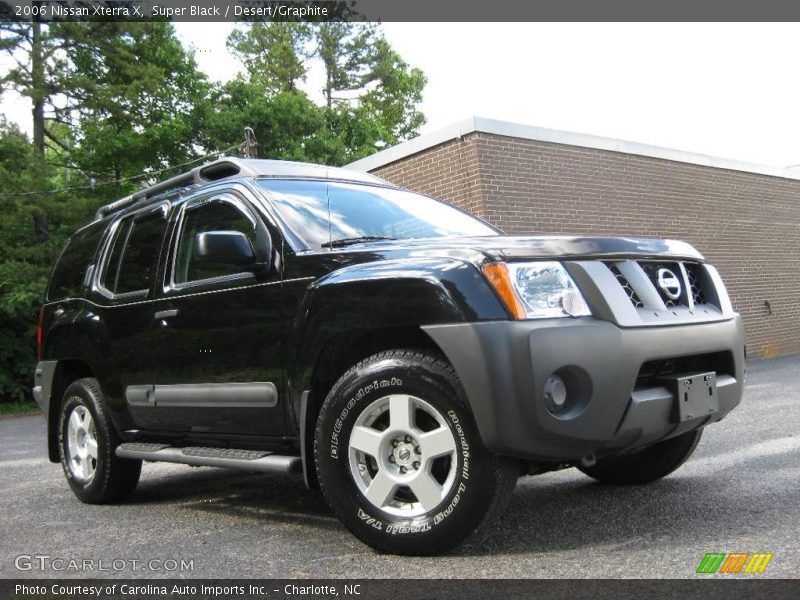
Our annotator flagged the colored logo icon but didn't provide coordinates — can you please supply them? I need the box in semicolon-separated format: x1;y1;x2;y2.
696;552;773;574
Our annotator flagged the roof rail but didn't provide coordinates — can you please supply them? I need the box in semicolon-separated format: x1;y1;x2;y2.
93;157;259;221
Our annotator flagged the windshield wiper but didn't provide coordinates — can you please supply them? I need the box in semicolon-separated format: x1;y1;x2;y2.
322;236;396;248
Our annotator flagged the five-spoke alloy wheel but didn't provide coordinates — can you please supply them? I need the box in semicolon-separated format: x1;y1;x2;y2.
348;394;458;517
65;405;98;483
315;350;518;555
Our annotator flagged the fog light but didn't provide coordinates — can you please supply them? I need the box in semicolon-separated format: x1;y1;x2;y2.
543;375;568;413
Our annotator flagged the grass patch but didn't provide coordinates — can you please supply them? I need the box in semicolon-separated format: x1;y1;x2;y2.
0;401;41;415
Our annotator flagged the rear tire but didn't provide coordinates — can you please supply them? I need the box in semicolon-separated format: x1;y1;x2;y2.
578;429;703;485
58;378;141;503
314;350;518;555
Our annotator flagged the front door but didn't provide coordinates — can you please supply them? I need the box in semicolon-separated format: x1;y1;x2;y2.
150;190;284;436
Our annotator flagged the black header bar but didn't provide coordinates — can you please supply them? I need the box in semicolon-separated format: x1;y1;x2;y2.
3;0;800;22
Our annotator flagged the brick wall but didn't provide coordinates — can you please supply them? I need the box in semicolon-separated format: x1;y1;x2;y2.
372;131;800;358
371;136;486;219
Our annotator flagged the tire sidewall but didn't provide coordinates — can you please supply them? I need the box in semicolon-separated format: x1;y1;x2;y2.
316;354;493;552
58;381;111;500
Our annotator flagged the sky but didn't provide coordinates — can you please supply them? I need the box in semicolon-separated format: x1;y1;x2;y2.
3;23;800;169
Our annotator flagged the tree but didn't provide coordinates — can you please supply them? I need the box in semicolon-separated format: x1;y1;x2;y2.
224;22;427;165
1;17;53;155
66;22;211;187
354;37;426;145
201;78;329;162
0;120;99;403
2;19;210;187
1;13;122;156
316;22;377;109
227;22;312;94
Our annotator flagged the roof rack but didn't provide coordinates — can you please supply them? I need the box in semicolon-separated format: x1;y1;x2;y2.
93;157;260;221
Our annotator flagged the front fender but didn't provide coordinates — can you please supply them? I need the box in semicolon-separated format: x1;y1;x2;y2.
287;257;506;420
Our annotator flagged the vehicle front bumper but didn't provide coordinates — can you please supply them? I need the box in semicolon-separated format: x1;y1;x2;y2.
422;315;745;461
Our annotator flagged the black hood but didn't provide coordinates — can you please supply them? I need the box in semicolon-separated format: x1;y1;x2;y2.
324;235;704;262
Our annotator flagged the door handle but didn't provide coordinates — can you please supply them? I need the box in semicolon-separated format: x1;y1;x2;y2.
154;309;179;320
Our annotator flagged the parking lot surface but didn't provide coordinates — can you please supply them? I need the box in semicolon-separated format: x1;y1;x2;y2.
1;355;798;578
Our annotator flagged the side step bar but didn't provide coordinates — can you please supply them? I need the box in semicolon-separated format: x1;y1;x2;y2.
116;442;301;475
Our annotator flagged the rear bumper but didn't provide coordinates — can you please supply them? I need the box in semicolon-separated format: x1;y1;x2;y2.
423;315;745;461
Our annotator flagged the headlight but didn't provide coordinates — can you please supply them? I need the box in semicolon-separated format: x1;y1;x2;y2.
483;261;591;319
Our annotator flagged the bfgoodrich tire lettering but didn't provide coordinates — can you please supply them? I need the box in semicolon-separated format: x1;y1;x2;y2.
58;378;141;504
314;350;517;555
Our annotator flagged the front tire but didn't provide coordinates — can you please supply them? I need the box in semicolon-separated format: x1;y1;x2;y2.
314;350;517;555
58;378;141;503
578;429;703;485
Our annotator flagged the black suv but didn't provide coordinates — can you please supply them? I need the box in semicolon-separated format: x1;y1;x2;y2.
34;157;744;555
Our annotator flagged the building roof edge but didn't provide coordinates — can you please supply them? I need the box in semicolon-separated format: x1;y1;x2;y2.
346;116;800;182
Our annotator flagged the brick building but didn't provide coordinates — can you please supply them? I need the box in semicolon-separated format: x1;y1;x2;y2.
348;117;800;358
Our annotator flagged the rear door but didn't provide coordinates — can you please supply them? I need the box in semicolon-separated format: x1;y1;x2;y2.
86;204;170;429
147;188;285;436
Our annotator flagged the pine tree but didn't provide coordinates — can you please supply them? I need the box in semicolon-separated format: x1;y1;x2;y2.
224;22;427;165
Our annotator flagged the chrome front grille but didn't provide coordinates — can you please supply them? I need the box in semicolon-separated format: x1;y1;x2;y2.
605;260;716;312
638;261;688;307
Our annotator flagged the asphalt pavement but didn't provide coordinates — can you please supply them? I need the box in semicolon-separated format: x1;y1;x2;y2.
1;355;798;579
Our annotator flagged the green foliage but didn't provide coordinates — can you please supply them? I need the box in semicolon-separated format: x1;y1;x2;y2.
357;37;426;143
2;20;211;182
223;22;427;165
0;260;44;402
68;22;211;181
202;80;329;161
227;22;312;93
317;22;378;107
0;400;40;415
0;121;102;402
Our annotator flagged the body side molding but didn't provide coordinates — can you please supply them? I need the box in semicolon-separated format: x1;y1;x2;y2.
125;382;278;408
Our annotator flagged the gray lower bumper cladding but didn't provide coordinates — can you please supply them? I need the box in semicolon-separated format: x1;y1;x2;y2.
423;316;745;461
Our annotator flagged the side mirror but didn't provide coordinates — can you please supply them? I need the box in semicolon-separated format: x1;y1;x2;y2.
194;231;256;266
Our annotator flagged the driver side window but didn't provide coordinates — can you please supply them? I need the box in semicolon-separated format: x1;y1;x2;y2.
174;197;257;285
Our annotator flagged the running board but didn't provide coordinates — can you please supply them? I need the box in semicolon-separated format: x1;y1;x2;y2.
116;442;301;475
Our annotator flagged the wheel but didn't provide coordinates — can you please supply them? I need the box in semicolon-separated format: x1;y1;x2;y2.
314;350;518;555
58;378;141;503
578;429;703;485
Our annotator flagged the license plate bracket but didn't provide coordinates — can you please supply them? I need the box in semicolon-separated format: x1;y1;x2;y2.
661;372;719;422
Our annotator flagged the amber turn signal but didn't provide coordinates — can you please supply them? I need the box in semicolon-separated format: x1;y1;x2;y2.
482;263;527;319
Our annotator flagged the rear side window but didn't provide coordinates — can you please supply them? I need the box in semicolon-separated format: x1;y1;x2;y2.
101;209;168;296
47;224;104;301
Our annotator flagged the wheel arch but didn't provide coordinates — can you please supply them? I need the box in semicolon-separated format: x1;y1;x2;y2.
286;256;507;488
47;360;96;462
298;326;446;489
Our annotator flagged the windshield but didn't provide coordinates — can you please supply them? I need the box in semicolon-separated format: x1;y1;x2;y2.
257;179;498;248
